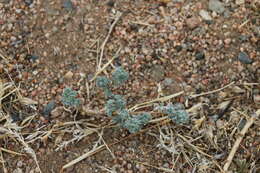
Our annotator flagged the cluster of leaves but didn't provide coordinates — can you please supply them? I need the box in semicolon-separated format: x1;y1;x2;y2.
96;67;151;133
155;103;189;124
61;87;80;107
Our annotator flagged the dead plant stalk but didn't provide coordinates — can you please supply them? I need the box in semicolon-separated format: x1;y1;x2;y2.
223;109;260;172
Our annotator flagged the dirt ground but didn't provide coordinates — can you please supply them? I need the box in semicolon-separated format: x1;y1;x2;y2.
0;0;259;173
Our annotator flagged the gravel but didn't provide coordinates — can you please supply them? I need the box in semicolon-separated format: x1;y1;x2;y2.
1;0;259;172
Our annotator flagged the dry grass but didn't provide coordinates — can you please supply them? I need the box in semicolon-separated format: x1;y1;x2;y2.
1;69;259;173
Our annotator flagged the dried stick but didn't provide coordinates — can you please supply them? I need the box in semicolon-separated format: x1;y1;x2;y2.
189;82;234;98
223;109;260;171
129;91;184;111
97;12;122;70
177;134;213;158
0;150;7;173
61;144;105;171
91;47;122;82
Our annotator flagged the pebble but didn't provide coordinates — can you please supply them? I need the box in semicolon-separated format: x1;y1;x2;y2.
63;0;74;11
238;52;253;64
0;0;10;4
127;163;132;169
254;95;260;104
195;51;205;60
238;35;248;42
42;101;56;118
162;78;173;86
199;10;212;21
186;17;200;29
150;65;165;82
174;45;182;52
13;168;23;173
17;160;23;167
208;0;225;14
51;106;64;118
25;0;33;6
236;0;245;5
224;38;231;45
64;71;74;79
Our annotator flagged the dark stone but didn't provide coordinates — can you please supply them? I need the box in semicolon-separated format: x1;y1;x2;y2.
195;51;205;60
175;45;182;52
0;0;10;4
63;0;74;11
106;0;115;7
205;20;214;25
238;35;248;42
114;57;121;67
27;54;39;61
25;0;33;6
42;101;56;118
10;112;21;122
129;24;139;32
238;52;253;64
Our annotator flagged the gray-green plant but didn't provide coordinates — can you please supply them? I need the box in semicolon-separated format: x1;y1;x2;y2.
155;103;189;124
61;87;80;107
96;67;151;133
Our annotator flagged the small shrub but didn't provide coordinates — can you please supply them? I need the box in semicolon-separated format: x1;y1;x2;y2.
61;87;80;107
122;113;152;133
97;67;151;133
105;94;126;116
155;103;189;124
111;67;129;86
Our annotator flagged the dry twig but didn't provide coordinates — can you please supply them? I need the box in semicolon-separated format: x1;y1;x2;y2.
97;11;122;70
0;149;7;173
90;47;122;82
189;82;234;99
223;109;260;172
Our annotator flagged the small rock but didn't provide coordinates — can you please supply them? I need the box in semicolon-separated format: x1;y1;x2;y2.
208;0;225;14
232;86;245;93
142;47;149;55
199;10;212;21
186;17;200;29
174;45;182;52
25;0;33;6
254;95;260;104
46;8;60;16
150;65;165;82
236;0;245;5
127;163;132;169
106;0;115;7
162;78;173;86
238;119;247;130
64;71;73;79
42;101;56;118
51;106;64;118
13;168;23;173
238;35;248;42
0;0;10;4
238;52;253;64
195;51;205;60
27;54;39;61
216;119;225;128
63;0;74;11
17;160;23;167
230;111;240;123
224;38;231;45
